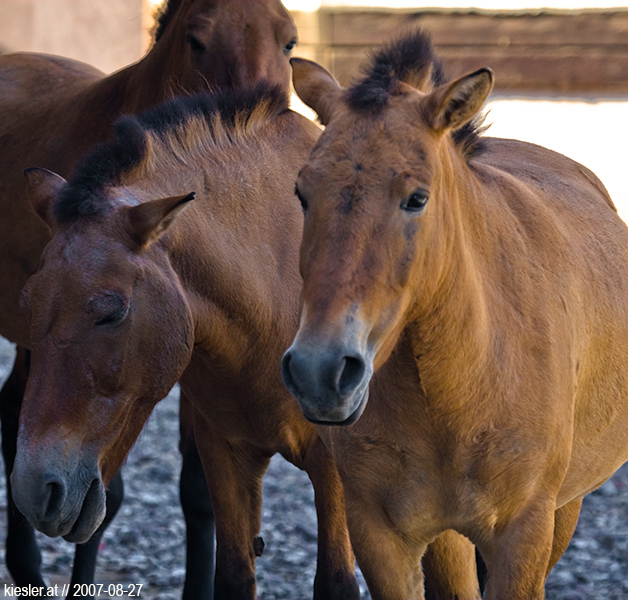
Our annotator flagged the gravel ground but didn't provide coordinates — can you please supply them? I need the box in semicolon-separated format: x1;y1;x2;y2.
0;334;627;599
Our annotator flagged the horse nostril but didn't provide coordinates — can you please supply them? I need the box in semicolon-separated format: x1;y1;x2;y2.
337;355;366;395
281;351;299;393
43;478;66;522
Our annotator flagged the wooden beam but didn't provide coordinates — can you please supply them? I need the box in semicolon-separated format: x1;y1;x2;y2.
294;8;628;94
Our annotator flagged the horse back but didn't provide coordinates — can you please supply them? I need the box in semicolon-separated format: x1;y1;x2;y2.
477;137;614;210
0;52;102;111
474;137;628;498
0;53;104;345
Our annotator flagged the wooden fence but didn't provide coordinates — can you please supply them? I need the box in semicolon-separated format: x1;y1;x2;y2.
292;8;628;95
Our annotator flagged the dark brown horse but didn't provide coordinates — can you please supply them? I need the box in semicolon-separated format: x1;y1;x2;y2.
282;31;628;599
0;0;297;596
11;86;360;600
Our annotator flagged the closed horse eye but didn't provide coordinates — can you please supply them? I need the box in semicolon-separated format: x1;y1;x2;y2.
295;185;308;212
284;38;297;55
95;305;129;327
185;34;206;54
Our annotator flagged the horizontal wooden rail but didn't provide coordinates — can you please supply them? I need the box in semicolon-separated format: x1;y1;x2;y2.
292;8;628;94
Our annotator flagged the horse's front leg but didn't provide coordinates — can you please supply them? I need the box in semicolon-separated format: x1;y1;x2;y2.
0;348;45;588
546;498;582;576
301;436;360;600
422;530;482;600
66;472;124;599
341;482;427;600
482;498;556;600
193;415;269;600
179;390;215;600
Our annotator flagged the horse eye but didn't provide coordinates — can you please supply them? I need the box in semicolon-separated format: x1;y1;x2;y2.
185;34;206;54
284;38;297;55
402;189;429;213
295;185;308;212
95;305;129;328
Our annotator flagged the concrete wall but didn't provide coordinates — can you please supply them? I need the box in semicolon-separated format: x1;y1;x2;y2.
0;0;152;74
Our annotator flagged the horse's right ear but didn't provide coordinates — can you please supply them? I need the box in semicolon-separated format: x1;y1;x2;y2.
125;192;196;248
291;57;342;126
24;167;67;228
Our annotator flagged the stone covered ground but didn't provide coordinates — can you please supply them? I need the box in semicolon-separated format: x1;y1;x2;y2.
0;336;627;599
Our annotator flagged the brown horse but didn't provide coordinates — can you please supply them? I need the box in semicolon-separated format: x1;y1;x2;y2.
0;0;296;596
282;31;628;599
11;86;361;600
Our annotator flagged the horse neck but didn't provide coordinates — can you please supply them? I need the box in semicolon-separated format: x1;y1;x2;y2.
408;145;493;404
119;37;189;114
172;199;302;377
78;3;192;118
161;125;311;375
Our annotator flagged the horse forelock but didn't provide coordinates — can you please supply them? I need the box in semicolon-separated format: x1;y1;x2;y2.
347;30;444;112
54;84;289;223
346;29;487;161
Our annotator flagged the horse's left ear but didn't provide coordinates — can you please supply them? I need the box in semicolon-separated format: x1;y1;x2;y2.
125;192;195;248
422;68;493;133
24;167;67;228
291;57;343;126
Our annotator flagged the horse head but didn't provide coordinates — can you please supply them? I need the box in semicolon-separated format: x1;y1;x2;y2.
11;168;195;543
282;33;493;425
154;0;298;92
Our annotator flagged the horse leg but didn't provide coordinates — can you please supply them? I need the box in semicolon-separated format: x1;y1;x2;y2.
546;497;583;576
422;530;482;600
301;436;360;599
66;472;124;599
0;348;45;587
341;486;426;599
179;391;215;600
193;414;269;600
483;499;555;600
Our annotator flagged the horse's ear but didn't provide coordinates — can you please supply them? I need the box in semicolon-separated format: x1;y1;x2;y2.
291;57;342;126
422;68;493;133
24;167;67;228
125;192;195;248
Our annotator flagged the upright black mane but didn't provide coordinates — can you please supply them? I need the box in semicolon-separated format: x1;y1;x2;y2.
153;0;184;43
347;30;487;159
348;30;445;111
54;83;289;223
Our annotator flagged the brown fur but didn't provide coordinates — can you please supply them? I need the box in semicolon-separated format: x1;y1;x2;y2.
0;1;296;593
0;0;297;346
283;32;628;599
12;94;362;600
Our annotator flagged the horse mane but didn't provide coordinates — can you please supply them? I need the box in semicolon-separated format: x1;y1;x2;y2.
153;0;185;43
55;83;289;223
347;30;488;160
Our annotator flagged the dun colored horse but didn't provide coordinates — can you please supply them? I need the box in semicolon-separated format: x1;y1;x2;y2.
0;0;297;596
11;86;360;600
282;31;628;599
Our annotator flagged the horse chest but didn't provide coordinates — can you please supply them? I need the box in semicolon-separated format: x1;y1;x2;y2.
334;401;554;543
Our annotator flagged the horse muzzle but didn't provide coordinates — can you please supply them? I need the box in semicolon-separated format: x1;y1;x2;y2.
11;438;106;544
282;338;373;425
